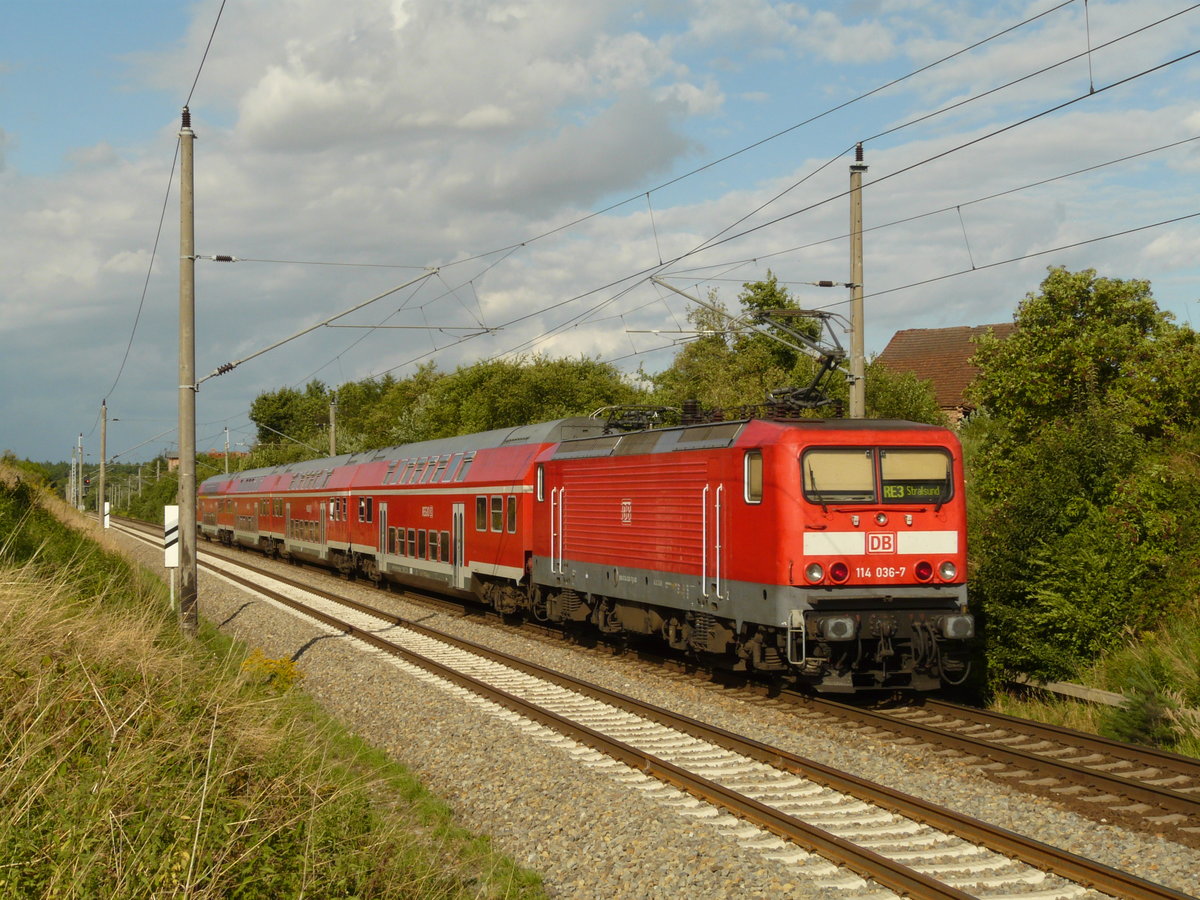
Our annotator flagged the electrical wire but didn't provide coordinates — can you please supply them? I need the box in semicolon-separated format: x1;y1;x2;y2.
185;0;227;106
669;133;1200;283
426;7;1198;376
101;144;180;407
399;0;1083;273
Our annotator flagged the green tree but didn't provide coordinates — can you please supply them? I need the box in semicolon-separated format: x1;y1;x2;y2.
410;356;641;440
249;380;332;447
966;267;1200;684
969;266;1200;438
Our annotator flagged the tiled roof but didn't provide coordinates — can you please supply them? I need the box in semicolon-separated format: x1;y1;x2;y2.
876;323;1016;410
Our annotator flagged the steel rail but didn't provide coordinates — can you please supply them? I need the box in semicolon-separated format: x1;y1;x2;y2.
918;697;1200;778
801;696;1200;818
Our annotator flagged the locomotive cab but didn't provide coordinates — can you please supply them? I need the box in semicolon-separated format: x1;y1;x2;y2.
786;435;973;692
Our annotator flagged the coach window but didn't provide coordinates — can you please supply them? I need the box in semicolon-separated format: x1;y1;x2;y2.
407;528;417;556
428;530;440;560
418;530;427;559
536;464;544;501
744;450;763;504
274;499;283;516
456;452;476;482
440;530;451;562
441;453;463;482
506;495;518;532
475;496;488;531
491;496;504;532
431;455;449;482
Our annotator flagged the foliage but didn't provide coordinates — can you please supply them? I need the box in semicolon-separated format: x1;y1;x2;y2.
0;467;544;898
248;379;336;449
1094;608;1200;754
645;273;944;424
241;648;306;692
1;453;60;489
967;267;1200;691
408;355;641;441
119;464;179;522
248;356;640;457
969;267;1200;439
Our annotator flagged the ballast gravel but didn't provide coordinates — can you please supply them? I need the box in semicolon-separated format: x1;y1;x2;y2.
111;530;1200;900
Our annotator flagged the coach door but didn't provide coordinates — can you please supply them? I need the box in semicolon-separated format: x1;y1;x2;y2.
452;503;467;589
378;503;388;554
701;481;725;602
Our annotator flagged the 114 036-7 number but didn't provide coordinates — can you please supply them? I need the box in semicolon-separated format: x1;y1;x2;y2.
856;566;907;579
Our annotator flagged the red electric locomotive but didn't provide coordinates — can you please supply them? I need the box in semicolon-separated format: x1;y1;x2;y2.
198;413;972;692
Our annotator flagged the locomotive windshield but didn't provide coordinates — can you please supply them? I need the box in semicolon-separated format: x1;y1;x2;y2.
803;447;952;505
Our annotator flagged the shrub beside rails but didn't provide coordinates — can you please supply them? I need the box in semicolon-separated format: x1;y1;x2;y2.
198;414;972;692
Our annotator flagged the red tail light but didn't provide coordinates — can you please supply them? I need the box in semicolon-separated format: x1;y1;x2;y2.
830;561;849;583
915;560;933;582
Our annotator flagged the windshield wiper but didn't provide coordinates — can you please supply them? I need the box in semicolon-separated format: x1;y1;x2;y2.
808;464;828;514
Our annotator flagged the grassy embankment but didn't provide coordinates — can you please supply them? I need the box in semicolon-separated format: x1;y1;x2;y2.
0;467;545;899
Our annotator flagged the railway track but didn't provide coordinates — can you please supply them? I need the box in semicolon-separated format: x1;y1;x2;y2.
111;517;1191;899
794;698;1200;842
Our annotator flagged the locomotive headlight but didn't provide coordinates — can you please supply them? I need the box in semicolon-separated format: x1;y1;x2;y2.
938;561;958;581
938;614;975;640
804;563;825;583
819;615;858;641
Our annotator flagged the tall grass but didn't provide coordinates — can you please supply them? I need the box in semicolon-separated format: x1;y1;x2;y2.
991;615;1200;758
1093;614;1200;756
0;468;543;898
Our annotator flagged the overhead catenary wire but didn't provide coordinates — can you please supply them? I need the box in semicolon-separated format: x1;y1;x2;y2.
669;132;1200;282
197;269;438;387
466;43;1200;374
153;0;1109;397
370;0;1082;275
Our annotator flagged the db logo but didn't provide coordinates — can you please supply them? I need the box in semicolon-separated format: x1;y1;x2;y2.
867;532;896;553
620;499;633;524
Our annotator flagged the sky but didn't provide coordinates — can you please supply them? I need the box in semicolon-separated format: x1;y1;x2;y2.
2;0;1199;466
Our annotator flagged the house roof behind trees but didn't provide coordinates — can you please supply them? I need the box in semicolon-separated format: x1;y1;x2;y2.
877;323;1016;415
